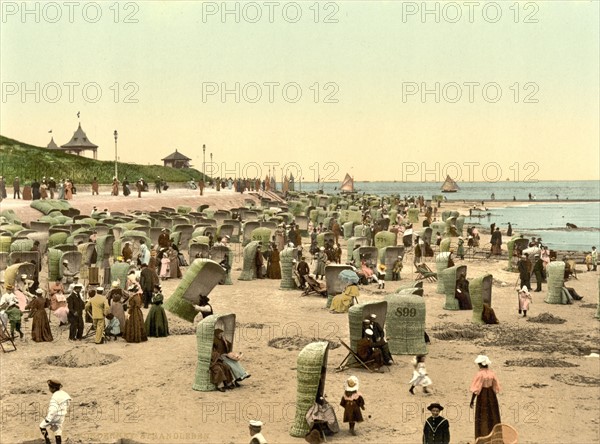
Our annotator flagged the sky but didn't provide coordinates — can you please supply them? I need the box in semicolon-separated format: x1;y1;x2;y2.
1;1;599;183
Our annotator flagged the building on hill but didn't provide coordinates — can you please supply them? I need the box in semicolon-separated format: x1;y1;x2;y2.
47;137;59;150
59;123;98;159
161;149;191;168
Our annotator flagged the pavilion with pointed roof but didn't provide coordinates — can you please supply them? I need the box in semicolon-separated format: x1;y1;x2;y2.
59;123;98;159
47;137;59;150
161;149;192;169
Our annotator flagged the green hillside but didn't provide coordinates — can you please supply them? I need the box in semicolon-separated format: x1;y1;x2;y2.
0;135;207;185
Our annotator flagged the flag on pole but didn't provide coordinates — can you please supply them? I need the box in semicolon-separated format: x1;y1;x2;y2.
77;111;80;118
48;130;52;133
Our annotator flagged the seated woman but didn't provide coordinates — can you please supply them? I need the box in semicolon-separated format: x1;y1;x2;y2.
330;283;359;314
210;349;235;392
213;328;250;386
455;274;472;310
360;260;378;284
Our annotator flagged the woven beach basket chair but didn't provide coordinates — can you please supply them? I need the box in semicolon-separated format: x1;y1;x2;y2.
347;301;388;357
473;422;518;444
164;259;225;322
192;313;236;391
379;246;405;280
216;224;234;241
173;224;194;250
324;264;354;307
189;242;210;261
4;262;35;287
9;238;33;253
440;237;452;253
374;231;396;250
346;237;368;260
290;341;330;437
242;221;261;246
280;246;297;290
545;261;566;304
353;224;372;240
0;252;8;272
250;227;272;247
238;241;262;281
471;274;493;324
223;220;241;242
441;265;467;310
342;221;356;240
352;246;378;270
385;292;428;355
435;252;452;294
48;232;69;249
209;246;233;285
95;235;114;267
0;235;12;254
30;221;51;232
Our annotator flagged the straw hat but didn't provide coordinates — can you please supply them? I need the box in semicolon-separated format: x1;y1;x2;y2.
474;355;492;366
35;288;43;295
344;376;359;392
111;281;119;288
5;284;14;290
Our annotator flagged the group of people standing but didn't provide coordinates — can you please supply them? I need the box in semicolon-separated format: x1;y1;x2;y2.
0;176;74;201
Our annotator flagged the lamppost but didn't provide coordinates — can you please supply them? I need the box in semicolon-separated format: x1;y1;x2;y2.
113;130;118;180
202;144;206;180
210;152;213;183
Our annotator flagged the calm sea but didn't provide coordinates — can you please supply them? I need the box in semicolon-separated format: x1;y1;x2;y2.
299;180;600;251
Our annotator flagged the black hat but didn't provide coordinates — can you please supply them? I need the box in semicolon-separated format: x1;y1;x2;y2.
427;403;444;411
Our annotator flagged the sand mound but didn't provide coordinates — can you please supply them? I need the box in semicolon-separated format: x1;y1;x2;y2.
551;373;600;387
527;313;566;324
268;336;340;351
432;325;485;341
579;303;597;309
505;358;578;368
46;346;120;368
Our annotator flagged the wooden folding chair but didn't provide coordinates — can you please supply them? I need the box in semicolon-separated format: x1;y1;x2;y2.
415;263;437;282
0;318;17;353
474;423;518;444
335;339;374;373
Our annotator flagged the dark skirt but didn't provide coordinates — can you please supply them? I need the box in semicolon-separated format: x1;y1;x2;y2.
145;305;169;337
124;308;148;343
340;396;364;423
475;386;501;438
31;309;53;342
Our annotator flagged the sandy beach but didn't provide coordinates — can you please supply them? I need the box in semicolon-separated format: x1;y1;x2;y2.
1;188;599;444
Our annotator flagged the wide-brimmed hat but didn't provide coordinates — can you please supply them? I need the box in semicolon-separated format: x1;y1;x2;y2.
344;376;359;392
5;284;14;290
111;281;119;288
427;403;444;411
475;355;492;366
35;288;43;295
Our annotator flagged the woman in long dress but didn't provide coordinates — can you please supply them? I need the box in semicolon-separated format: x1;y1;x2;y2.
145;292;169;337
267;245;281;279
470;355;501;439
314;247;327;280
25;289;53;342
330;283;359;314
213;329;250;385
124;287;147;343
64;181;73;200
518;285;532;317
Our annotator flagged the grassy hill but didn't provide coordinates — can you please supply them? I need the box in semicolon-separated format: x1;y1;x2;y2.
0;135;207;185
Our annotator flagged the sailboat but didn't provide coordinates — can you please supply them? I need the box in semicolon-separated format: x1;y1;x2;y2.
441;175;459;193
340;173;355;193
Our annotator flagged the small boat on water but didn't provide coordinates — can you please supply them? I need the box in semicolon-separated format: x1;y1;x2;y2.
340;173;355;193
441;175;459;193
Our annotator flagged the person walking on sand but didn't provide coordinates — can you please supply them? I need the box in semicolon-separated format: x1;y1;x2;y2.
409;355;432;395
13;176;21;199
340;376;365;436
470;355;501;439
518;286;533;317
39;379;71;444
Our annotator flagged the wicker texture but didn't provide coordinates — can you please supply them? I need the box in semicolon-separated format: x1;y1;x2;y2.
339;209;362;225
385;293;427;355
441;265;467;310
342;221;355;240
379;246;405;280
48;232;69;248
471;274;493;324
348;301;388;352
192;313;236;391
110;262;132;290
239;241;261;281
290;341;329;437
250;227;272;248
164;259;225;322
353;225;372;240
435;253;451;294
545;261;565;304
440;238;452;252
9;238;33;252
407;208;420;223
279;246;297;290
95;235;114;267
374;231;396;249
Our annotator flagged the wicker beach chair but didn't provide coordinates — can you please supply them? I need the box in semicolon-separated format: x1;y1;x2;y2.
442;265;467;310
380;246;405;281
336;301;388;372
242;221;260;245
192;313;236;392
209;245;233;285
471;274;493;324
324;264;353;307
473;423;518;444
545;261;566;304
164;259;225;322
385;292;428;355
290;342;330;438
238;241;262;281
